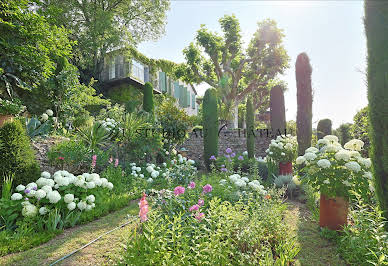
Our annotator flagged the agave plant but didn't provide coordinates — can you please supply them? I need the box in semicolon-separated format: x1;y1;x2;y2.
26;117;51;138
77;122;117;152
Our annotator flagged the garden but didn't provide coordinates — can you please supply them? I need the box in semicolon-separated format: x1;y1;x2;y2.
1;0;388;265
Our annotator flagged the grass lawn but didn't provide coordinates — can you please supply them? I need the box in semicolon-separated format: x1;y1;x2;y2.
0;201;139;266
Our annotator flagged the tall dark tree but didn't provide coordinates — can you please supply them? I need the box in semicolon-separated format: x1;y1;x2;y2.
270;85;286;135
364;0;388;226
246;97;255;158
317;119;332;140
295;53;313;155
202;89;218;170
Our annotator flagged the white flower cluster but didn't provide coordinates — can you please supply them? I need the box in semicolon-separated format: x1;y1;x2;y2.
41;109;54;122
11;170;113;218
100;118;117;132
222;174;267;195
266;135;297;162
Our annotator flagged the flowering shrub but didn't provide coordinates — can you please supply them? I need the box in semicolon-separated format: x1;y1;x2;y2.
266;135;298;163
6;170;113;230
219;173;268;199
296;135;372;199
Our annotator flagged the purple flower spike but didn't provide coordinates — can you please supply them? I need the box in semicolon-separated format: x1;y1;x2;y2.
221;167;228;172
209;155;216;161
238;155;244;161
226;148;232;154
231;153;236;158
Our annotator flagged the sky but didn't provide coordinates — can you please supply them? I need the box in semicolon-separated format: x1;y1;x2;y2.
138;0;368;129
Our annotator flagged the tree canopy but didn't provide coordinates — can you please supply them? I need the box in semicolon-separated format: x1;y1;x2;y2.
177;15;289;125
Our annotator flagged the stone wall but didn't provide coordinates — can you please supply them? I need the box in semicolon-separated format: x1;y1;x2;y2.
178;129;273;168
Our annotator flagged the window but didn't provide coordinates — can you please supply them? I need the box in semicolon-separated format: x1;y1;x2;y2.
131;59;144;83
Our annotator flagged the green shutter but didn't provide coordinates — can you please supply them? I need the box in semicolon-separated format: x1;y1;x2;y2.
159;72;167;92
186;90;190;107
174;81;180;99
179;85;185;107
167;77;172;95
192;93;196;109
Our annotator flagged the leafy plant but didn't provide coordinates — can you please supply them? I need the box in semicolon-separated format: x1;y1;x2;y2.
203;89;218;170
1;175;13;200
0;98;25;115
77;122;114;152
143;82;154;113
270;85;286;134
25;117;52;139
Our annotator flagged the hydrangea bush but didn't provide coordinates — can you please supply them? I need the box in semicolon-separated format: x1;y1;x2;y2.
219;173;268;198
266;135;298;163
296;135;372;199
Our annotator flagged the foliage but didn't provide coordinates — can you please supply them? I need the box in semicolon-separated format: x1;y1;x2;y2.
178;15;289;124
143;82;154;113
270;85;286;134
337;123;352;146
203;89;218;170
156;96;191;145
0;98;25;115
286;120;297;136
76;122;115;152
37;0;170;82
266;135;298;163
317;119;332;139
0;120;40;194
106;85;142;113
246;97;255;158
297;135;373;199
0;0;73;95
337;197;388;265
350;106;370;157
25;110;56;139
295;52;313;156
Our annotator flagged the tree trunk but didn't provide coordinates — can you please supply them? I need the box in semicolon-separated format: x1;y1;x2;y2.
227;105;238;129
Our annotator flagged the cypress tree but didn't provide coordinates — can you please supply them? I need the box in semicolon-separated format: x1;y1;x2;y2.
364;0;388;226
317;119;332;140
202;89;218;170
246;97;255;158
296;53;313;155
143;82;154;113
270;85;286;135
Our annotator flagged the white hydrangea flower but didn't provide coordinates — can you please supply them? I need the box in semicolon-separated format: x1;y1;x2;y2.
85;205;93;211
47;190;61;203
317;159;331;168
323;179;330;184
219;179;227;185
345;161;361;172
15;185;25;192
86;195;95;203
146;166;154;173
151;171;159;178
35;189;46;199
41;171;51;179
162;163;167;167
234;180;246;188
317;139;329;146
229;174;241;183
342;180;352;187
74;178;85;188
358;158;371;168
241;177;249;183
67;202;76;211
323;135;339;143
325;143;341;153
86;181;96;189
41;185;52;194
363;171;373;180
296;156;306;165
139;174;144;178
335;150;351;161
64;194;75;203
11;193;23;200
26;182;38;190
39;207;48;215
107;182;113;190
284;143;293;150
27;190;36;196
188;159;195;165
46;109;53;116
305;147;319;153
94;178;102;187
242;151;248;156
304;152;317;161
292;176;301;186
369;182;375;192
147;178;153;183
22;204;38;217
77;201;87;211
344;139;364;151
41;113;49;121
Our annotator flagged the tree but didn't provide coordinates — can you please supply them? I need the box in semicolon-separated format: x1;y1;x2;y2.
337;123;352;146
317;119;332;140
364;0;388;227
246;97;255;158
203;89;218;170
270;85;286;134
295;52;313;155
143;82;154;113
178;15;289;128
350;106;370;156
0;0;72;97
37;0;170;83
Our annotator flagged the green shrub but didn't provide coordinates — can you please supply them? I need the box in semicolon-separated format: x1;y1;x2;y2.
246;97;255;158
270;85;286;134
203;89;218;170
316;119;332;139
350;106;370;157
337;123;352;146
295;52;313;155
143;82;154;113
0;120;40;193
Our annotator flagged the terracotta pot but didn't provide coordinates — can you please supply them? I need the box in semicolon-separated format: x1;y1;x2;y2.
279;161;293;175
0;115;13;127
319;194;349;231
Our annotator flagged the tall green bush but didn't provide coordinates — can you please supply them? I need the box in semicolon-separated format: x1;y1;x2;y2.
270;85;286;135
295;53;313;155
365;0;388;227
203;89;218;170
337;123;352;146
317;119;332;139
0;120;40;193
143;82;154;113
246;97;255;159
350;106;370;156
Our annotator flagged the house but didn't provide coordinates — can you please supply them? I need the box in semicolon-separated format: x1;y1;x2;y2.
99;49;198;116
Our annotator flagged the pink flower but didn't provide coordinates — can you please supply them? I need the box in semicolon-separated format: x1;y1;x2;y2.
114;158;119;167
195;212;205;221
188;181;196;189
109;157;113;164
139;193;149;222
198;199;204;206
202;184;213;194
91;155;97;169
58;156;64;160
174;186;185;196
189;204;200;212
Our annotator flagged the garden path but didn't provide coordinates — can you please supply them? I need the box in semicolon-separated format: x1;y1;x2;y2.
0;202;139;266
285;200;346;266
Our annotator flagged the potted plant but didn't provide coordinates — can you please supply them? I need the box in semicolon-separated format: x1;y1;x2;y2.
0;98;25;126
296;135;372;230
266;134;298;175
